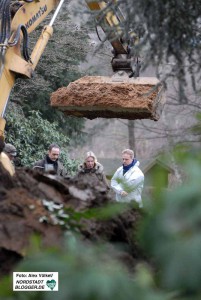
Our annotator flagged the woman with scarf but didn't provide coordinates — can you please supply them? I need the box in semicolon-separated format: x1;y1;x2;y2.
111;149;144;207
77;151;110;190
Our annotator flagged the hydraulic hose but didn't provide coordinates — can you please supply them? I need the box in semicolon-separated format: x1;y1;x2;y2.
0;1;30;63
0;0;11;43
21;25;30;61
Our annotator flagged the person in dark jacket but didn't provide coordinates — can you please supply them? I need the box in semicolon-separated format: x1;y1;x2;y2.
76;151;109;190
33;143;67;177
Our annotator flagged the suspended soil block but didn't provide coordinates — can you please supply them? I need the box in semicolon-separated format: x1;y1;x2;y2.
50;75;165;120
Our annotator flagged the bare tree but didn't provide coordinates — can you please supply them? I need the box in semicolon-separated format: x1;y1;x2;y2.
128;120;137;156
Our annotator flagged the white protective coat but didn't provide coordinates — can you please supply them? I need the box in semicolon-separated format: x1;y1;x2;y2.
111;161;144;207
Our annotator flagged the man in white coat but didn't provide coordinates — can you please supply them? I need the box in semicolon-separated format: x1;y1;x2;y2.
111;149;144;207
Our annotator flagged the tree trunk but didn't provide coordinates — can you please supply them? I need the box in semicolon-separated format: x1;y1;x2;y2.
128;120;137;156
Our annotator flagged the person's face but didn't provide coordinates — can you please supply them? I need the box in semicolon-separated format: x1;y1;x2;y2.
122;153;133;166
85;156;95;169
48;147;60;161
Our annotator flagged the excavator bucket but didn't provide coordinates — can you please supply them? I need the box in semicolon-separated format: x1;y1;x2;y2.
50;74;165;120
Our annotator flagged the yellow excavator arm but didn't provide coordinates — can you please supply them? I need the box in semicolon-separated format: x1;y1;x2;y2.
86;0;127;54
0;0;64;143
85;0;140;74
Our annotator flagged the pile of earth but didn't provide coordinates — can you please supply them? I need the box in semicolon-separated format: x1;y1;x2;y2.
0;163;144;277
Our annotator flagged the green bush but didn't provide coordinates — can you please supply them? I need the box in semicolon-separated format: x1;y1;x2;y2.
0;237;169;300
5;106;79;173
139;154;201;298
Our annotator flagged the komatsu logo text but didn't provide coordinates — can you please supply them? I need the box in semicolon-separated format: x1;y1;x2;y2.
25;5;47;29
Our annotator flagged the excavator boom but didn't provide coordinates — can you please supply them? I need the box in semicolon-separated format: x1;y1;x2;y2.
0;0;63;142
86;0;128;56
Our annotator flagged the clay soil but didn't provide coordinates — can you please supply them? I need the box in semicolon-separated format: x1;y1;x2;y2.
0;163;144;278
51;76;165;120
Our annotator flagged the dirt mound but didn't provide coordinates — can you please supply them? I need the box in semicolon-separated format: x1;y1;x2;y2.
0;163;144;277
51;75;165;120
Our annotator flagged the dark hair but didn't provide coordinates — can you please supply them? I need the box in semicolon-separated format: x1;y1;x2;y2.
48;143;60;151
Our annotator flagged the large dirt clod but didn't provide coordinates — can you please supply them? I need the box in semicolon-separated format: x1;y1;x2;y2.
51;76;165;120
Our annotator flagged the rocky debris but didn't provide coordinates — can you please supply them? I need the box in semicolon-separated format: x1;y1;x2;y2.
51;75;165;120
0;163;144;277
